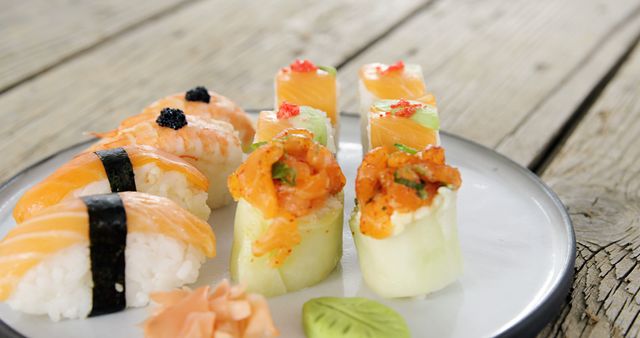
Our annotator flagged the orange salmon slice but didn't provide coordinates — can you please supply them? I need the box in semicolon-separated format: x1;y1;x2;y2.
369;115;438;152
254;111;293;143
276;70;338;125
359;63;429;101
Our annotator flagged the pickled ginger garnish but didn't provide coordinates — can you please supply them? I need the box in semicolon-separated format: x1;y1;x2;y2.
272;162;296;186
184;86;211;103
156;108;187;130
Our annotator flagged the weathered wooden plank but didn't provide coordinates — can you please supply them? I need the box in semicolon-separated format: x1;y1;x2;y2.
0;0;194;92
0;0;427;181
338;0;640;167
538;40;640;337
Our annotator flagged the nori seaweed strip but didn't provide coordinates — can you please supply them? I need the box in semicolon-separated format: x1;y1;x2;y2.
82;194;127;316
94;148;137;192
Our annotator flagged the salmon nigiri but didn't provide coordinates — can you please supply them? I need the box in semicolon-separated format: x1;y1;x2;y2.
275;59;338;138
89;108;242;209
254;102;336;153
1;192;216;321
105;87;255;150
365;99;439;153
358;61;436;146
14;145;210;223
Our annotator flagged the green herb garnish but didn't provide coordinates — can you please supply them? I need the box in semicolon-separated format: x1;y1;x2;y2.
394;170;428;199
318;65;337;77
272;162;297;186
393;143;418;154
245;141;267;154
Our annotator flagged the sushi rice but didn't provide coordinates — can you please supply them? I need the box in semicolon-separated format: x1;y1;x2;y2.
69;162;210;220
7;233;205;321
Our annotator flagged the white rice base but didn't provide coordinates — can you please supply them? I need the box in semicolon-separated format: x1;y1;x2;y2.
71;163;210;220
162;120;242;209
7;233;205;321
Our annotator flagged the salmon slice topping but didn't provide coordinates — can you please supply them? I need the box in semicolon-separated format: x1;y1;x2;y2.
355;146;461;239
276;60;338;125
228;129;345;266
143;279;279;338
1;192;216;300
360;61;431;102
13;145;208;223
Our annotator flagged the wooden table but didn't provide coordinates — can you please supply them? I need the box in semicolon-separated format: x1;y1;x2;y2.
2;0;640;336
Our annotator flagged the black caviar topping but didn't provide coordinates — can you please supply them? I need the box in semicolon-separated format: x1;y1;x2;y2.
185;86;211;103
156;108;187;130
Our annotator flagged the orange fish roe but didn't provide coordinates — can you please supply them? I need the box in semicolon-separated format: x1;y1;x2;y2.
377;60;405;75
276;101;301;119
355;146;461;239
388;99;422;117
289;59;318;73
228;129;345;266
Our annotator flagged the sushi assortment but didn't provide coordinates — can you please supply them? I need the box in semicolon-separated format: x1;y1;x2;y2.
0;60;463;338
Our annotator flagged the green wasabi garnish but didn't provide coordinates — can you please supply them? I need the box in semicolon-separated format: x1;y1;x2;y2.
303;297;410;338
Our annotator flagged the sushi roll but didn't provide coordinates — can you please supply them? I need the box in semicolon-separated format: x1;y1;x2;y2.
349;145;462;298
0;192;216;321
358;61;436;146
106;86;255;150
89;108;242;209
275;59;338;139
363;99;439;153
254;102;336;153
13;145;211;223
228;129;346;297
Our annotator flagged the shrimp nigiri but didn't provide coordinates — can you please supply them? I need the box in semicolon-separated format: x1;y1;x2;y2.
89;108;242;209
105;86;255;150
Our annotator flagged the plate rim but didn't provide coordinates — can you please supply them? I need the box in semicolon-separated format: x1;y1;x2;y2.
0;122;575;338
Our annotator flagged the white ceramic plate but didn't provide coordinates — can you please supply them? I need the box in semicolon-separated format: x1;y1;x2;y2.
0;115;574;338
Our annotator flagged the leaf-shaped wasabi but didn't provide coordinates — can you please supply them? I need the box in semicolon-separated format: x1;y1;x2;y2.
303;297;410;338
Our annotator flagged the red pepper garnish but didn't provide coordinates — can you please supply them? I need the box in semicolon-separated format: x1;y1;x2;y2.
389;99;422;117
289;59;318;73
377;61;405;75
277;101;301;119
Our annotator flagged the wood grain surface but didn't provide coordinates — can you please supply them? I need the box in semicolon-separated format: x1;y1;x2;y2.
538;40;640;338
0;0;427;181
3;1;640;336
0;0;193;92
338;0;640;167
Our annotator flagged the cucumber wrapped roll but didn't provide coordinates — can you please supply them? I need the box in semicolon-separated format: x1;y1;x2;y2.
350;145;462;298
228;129;346;297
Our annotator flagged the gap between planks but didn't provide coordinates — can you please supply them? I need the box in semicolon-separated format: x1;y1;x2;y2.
529;8;640;175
